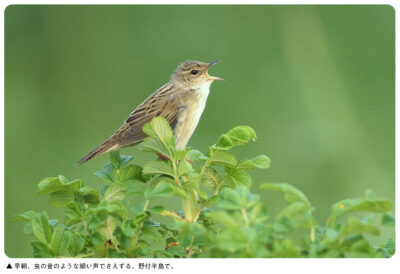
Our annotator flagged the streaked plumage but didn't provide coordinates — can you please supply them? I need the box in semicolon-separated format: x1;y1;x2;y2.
75;60;223;165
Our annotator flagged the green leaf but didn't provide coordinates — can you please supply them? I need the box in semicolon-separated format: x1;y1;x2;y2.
328;197;391;222
213;126;257;150
68;232;85;256
213;134;233;150
31;241;54;258
217;186;259;210
120;154;134;168
125;182;145;196
48;190;75;208
143;161;175;178
237;155;271;170
260;183;311;208
141;137;172;160
381;213;395;226
148;205;166;215
50;226;72;256
144;182;175;199
141;226;163;242
227;168;252;186
104;182;127;201
14;211;53;244
186;149;208;162
142;117;175;146
110;151;121;169
141;117;175;158
208;211;238;229
174;148;190;161
38;177;82;195
94;163;116;183
209;149;237;167
91;200;128;220
178;159;192;177
340;217;380;237
23;223;33;236
78;186;100;204
11;210;37;223
118;165;144;183
121;219;137;238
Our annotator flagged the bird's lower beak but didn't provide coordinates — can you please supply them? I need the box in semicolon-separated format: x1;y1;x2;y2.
207;60;224;81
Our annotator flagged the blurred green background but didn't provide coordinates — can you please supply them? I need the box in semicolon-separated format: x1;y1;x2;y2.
5;5;394;257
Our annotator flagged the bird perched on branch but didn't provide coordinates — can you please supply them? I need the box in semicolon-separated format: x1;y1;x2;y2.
75;60;223;165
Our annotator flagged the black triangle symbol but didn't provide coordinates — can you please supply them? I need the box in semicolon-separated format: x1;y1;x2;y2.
6;264;12;269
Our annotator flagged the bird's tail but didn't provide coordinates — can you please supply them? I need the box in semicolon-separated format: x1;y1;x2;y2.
75;139;119;166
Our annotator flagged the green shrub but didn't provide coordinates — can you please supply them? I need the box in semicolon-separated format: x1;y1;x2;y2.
12;117;395;258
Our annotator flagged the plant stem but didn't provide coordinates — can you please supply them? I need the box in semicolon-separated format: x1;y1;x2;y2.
241;208;249;227
105;217;120;253
131;199;150;255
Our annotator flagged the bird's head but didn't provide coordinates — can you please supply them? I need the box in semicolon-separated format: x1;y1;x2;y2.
170;60;224;87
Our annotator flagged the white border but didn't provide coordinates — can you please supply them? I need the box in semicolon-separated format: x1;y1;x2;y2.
0;1;398;273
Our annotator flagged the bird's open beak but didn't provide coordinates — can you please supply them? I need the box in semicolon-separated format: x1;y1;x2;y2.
207;60;224;81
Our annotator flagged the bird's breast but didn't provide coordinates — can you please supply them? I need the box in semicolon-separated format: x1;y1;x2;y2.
174;84;211;148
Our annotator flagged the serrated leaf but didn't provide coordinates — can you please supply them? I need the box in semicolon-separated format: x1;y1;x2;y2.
141;226;163;242
78;186;100;204
174;148;189;161
143;161;175;177
38;177;82;195
217;186;259;210
14;211;53;244
329;197;391;222
118;165;143;183
125;182;145;196
260;183;311;208
209;211;238;229
94;163;116;183
121;219;137;238
227;168;252;186
68;232;85;256
213;126;257;150
237;155;271;170
48;190;75;207
31;241;54;258
145;182;174;199
104;182;127;201
50;226;72;256
141;117;175;158
210;149;237;167
186;149;208;162
340;216;380;237
178;159;192;177
91;200;128;220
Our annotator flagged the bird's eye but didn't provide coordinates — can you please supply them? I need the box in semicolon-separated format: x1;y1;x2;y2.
191;70;199;75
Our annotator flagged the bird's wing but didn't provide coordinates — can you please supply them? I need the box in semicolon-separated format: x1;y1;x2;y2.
75;83;180;166
117;83;181;146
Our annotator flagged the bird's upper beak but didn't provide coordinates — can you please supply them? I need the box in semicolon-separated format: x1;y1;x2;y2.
206;60;224;81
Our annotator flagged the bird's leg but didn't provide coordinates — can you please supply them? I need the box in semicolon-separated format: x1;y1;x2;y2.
157;153;170;161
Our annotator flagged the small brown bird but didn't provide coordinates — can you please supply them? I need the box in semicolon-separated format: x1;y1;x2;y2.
75;60;223;165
